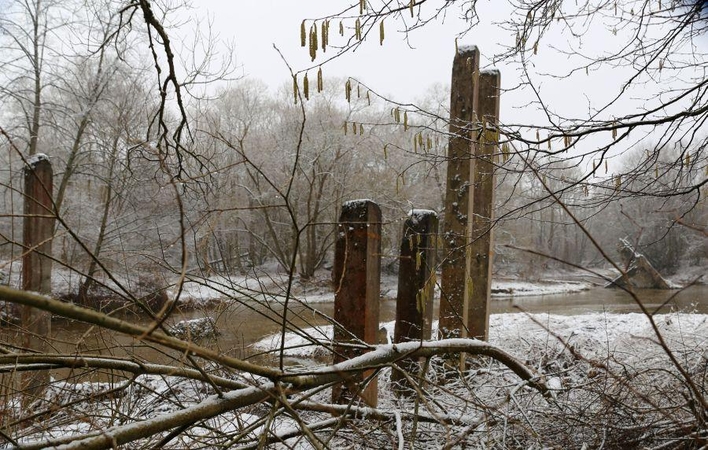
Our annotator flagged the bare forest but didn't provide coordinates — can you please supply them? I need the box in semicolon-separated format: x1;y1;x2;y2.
0;0;707;448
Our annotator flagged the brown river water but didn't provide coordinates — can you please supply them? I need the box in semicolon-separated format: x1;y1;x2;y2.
3;284;707;373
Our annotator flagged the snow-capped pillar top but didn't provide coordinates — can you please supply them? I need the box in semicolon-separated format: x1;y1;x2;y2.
26;153;50;168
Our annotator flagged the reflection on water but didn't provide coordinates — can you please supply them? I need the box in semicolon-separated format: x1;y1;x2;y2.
4;285;707;372
207;285;706;348
493;285;708;316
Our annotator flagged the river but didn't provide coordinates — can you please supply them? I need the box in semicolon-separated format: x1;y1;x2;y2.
34;284;706;363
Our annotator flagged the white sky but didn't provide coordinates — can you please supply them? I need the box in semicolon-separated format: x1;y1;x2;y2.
194;0;490;101
189;1;631;108
180;1;698;172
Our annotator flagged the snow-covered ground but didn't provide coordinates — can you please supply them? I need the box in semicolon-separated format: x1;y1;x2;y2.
4;259;703;309
0;261;82;296
3;257;706;448
13;310;707;448
169;271;291;305
490;279;591;297
172;273;593;306
252;311;708;360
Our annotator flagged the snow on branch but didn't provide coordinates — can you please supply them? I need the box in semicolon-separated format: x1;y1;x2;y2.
282;338;548;395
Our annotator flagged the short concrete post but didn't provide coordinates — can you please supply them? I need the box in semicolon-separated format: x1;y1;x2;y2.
392;210;438;394
21;154;55;402
332;200;381;407
466;70;500;341
439;46;480;344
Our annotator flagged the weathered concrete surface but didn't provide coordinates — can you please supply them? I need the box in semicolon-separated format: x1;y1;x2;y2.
22;156;55;403
332;200;381;406
466;69;500;341
439;46;480;342
392;210;438;394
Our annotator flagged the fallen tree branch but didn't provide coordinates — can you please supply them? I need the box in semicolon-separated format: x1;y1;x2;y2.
2;284;548;449
0;354;247;390
283;339;548;395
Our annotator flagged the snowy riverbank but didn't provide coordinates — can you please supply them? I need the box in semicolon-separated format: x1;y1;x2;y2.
14;310;707;448
169;272;594;306
3;261;706;448
252;310;708;360
4;260;705;309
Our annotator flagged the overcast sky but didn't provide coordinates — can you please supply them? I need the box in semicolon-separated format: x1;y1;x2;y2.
189;2;645;120
183;1;697;172
196;0;494;101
